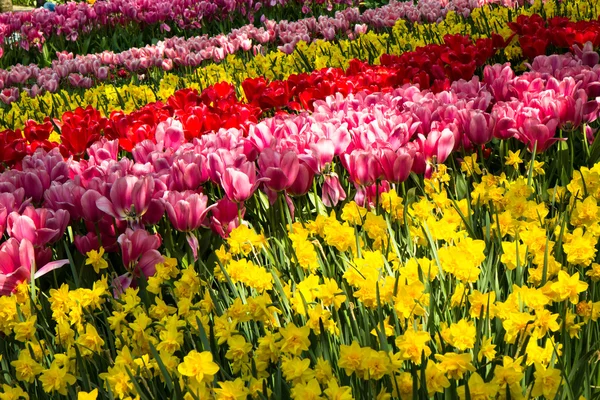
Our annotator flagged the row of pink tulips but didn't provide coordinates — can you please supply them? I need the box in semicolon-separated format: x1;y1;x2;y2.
0;0;356;55
0;0;509;103
0;49;597;296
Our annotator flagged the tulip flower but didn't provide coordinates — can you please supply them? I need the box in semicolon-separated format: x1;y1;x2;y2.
464;110;496;145
162;190;212;232
258;148;300;192
6;206;69;247
377;147;415;184
115;228;164;292
342;150;382;186
322;173;346;207
221;163;266;203
96;175;162;227
210;197;244;238
0;238;69;296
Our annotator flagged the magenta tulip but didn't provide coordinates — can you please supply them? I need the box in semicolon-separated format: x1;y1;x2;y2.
377;147;415;184
118;228;164;281
258;148;300;192
322;173;346;207
96;175;160;226
163;190;212;232
0;238;69;296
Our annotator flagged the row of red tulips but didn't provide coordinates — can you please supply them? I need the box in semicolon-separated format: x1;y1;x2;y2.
0;32;506;168
7;13;600;168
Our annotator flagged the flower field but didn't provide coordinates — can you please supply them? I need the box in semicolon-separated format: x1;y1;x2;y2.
2;0;600;398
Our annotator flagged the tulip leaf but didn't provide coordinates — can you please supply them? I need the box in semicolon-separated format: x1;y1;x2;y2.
588;130;600;166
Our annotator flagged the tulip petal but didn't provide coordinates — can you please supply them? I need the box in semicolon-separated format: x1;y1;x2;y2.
34;259;70;280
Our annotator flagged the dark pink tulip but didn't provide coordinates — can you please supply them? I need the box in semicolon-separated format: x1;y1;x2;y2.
140;199;165;226
342;150;382;186
0;238;69;296
80;190;105;223
162;190;211;232
587;125;597;144
573;42;600;67
84;217;119;252
258;148;300;192
117;228;163;280
6;206;69;247
43;181;86;221
113;274;134;297
21;170;50;204
96;175;155;225
288;162;314;196
464;109;496;145
322;173;346;207
0;190;26;235
74;232;101;255
22;148;69;182
377;146;415;184
517;117;561;152
210;197;244;239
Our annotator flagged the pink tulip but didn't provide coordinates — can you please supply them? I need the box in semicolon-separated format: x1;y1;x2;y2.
162;190;212;232
377;147;415;184
207;149;236;184
300;138;335;174
515;117;561;152
221;163;265;203
258;148;300;192
117;228;164;285
168;153;209;191
463;109;496;145
423;128;455;163
210;197;244;238
88;139;120;163
492;103;518;140
6;206;69;247
322;173;346;207
483;63;516;101
0;238;69;296
155;118;186;151
342;150;382;186
96;175;160;226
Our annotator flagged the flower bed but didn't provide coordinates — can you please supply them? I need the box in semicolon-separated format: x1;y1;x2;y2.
1;0;600;399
